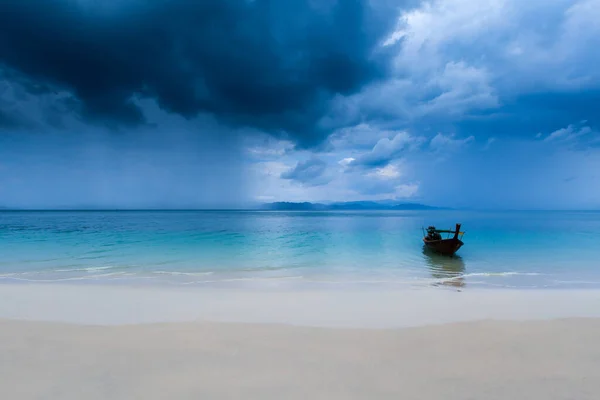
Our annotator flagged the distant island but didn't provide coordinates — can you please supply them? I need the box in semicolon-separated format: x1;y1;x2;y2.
260;201;446;211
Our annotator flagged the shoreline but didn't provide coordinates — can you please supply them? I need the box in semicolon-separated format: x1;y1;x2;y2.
2;268;598;291
2;283;600;327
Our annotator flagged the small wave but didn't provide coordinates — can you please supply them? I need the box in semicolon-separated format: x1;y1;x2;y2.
180;275;304;285
300;279;422;284
53;266;118;273
460;272;543;278
0;271;133;282
152;271;214;276
238;265;304;272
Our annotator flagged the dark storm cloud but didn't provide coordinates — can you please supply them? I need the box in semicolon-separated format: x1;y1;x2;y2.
0;0;398;146
0;109;20;128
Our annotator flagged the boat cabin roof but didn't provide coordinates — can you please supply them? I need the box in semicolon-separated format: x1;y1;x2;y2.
429;229;465;234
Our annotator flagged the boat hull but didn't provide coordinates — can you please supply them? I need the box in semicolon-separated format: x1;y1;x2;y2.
423;238;464;256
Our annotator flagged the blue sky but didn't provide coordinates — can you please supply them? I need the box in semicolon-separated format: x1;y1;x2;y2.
1;0;599;209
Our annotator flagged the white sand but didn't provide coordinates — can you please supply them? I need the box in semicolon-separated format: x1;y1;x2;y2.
1;318;600;399
2;284;600;399
2;284;600;327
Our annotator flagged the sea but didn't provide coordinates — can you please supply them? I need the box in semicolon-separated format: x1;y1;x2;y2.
1;210;599;290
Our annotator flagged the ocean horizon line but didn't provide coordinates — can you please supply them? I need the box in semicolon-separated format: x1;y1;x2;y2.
1;207;600;212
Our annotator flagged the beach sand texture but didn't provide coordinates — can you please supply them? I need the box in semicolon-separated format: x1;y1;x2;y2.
2;318;600;400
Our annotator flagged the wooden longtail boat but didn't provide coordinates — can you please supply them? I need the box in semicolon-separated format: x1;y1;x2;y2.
422;223;464;256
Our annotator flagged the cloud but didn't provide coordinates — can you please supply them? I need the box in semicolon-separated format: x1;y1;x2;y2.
246;0;600;208
535;122;600;152
544;124;593;143
367;164;402;179
245;134;295;161
2;0;600;209
338;157;356;167
0;0;400;146
394;183;420;198
385;0;600;90
0;108;21;128
281;157;330;186
0;74;77;130
350;131;421;167
483;137;497;150
339;154;420;198
328;0;600;141
418;61;499;116
429;133;475;151
349;162;419;197
325;123;401;151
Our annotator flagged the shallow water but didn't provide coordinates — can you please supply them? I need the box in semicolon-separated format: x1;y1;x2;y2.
1;210;599;289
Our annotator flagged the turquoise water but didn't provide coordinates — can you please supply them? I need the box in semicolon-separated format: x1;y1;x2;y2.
1;210;599;289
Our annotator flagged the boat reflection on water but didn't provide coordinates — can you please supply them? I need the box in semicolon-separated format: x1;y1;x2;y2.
422;246;466;288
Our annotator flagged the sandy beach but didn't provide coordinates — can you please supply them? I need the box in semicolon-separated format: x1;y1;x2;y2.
2;284;600;399
1;318;600;399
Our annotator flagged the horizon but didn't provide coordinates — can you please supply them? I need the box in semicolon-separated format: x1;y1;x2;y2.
2;203;600;212
1;1;599;209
